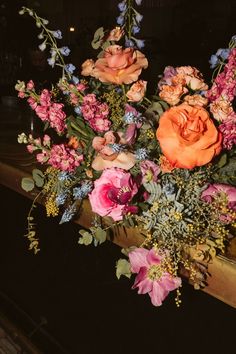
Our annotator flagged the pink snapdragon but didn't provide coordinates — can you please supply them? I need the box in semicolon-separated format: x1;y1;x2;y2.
129;247;181;307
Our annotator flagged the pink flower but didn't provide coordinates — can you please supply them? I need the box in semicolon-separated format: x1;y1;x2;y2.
27;97;38;110
91;131;135;171
89;168;138;221
26;80;35;90
35;105;48;121
140;160;160;183
202;183;236;211
48;144;83;172
39;89;51;106
107;27;124;41
48;103;66;133
129;248;181;306
219;118;236;150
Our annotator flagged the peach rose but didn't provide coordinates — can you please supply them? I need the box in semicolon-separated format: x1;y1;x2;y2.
159;84;188;106
107;27;124;41
92;45;148;85
176;66;208;91
92;131;135;171
156;103;222;169
184;94;208;107
126;80;147;102
81;59;95;76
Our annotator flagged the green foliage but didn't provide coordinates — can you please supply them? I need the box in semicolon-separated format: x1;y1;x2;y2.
21;177;35;192
116;258;132;279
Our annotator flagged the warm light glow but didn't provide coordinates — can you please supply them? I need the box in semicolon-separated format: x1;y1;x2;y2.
69;27;75;32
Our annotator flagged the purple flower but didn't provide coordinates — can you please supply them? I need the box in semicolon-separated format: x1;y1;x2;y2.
135;0;142;5
116;14;125;26
132;25;140;35
47;57;56;67
125;37;135;47
216;48;230;61
140;160;160;183
135;13;143;23
135;38;145;49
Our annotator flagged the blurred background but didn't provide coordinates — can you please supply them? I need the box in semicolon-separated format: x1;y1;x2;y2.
0;1;236;353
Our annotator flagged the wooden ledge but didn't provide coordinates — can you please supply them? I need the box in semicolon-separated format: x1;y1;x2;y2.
0;145;236;308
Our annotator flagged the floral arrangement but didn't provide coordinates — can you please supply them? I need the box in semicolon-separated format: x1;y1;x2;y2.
16;1;236;307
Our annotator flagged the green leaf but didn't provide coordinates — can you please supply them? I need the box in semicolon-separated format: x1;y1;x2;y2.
21;177;35;192
116;259;132;279
91;27;104;49
32;169;45;187
93;227;107;244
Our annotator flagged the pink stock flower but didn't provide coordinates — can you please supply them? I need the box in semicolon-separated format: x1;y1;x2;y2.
48;103;67;133
35;105;48;121
129;248;181;307
89;168;138;221
39;89;51;106
27;97;38;110
48;144;83;172
219;117;236;150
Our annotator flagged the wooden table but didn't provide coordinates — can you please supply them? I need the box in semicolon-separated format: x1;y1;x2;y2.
0;106;236;308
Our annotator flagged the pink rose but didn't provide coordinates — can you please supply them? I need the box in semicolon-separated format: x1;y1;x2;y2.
126;80;147;102
92;45;148;85
89;168;138;221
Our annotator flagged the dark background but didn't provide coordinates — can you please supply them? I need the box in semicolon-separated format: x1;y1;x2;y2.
0;0;236;353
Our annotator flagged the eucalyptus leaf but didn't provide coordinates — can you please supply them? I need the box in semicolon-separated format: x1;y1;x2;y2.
32;169;45;187
21;177;35;192
116;259;132;279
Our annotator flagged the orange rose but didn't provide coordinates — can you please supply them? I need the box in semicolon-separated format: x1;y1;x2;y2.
156;103;222;169
126;80;147;102
92;45;148;85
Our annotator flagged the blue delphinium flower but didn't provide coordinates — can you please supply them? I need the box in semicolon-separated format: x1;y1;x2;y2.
125;38;135;47
162;183;175;197
135;148;148;160
65;63;76;74
216;48;230;61
47;57;56;67
73;181;93;200
132;25;140;35
135;0;142;5
231;35;236;43
134;38;145;49
209;54;219;69
59;46;71;56
135;13;143;23
38;42;46;51
118;0;127;12
59;204;77;224
52;30;62;39
117;14;125;26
